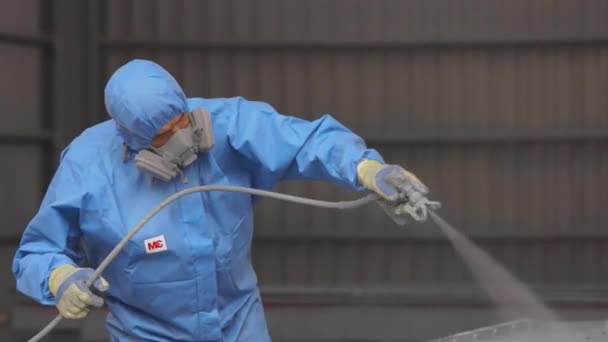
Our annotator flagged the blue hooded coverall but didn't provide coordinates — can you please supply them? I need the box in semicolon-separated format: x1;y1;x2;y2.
12;59;384;341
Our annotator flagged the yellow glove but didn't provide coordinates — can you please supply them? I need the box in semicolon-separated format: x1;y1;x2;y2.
49;264;109;319
357;159;425;201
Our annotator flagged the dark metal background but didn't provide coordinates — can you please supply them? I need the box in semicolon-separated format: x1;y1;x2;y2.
1;0;608;341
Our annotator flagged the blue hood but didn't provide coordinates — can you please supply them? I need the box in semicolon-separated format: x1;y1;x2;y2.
104;59;188;151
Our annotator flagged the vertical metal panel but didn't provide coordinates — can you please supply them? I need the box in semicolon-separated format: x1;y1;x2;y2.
437;50;464;130
437;242;469;283
105;0;130;38
583;46;604;125
524;144;545;236
569;241;598;284
308;0;332;41
281;184;310;236
233;50;258;97
104;51;129;83
332;52;359;130
181;52;208;97
257;51;284;109
462;147;490;232
360;242;387;284
385;0;411;41
130;0;156;39
252;241;285;285
0;45;41;133
579;144;597;233
308;241;336;285
232;0;257;41
359;51;385;137
0;0;40;34
0;147;43;237
410;242;440;284
282;0;308;41
386;242;414;283
568;143;588;233
555;48;573;127
528;0;555;38
437;146;466;229
156;0;182;40
542;48;558;129
284;243;309;284
408;0;439;41
208;51;234;97
526;241;548;284
548;243;573;284
385;52;413;133
53;0;98;149
555;143;573;235
583;0;608;35
258;0;281;41
334;242;361;284
333;0;358;41
282;54;310;117
357;0;385;41
308;52;333;117
598;240;608;284
473;0;491;39
206;0;233;41
543;144;559;237
529;48;547;129
182;0;206;40
555;0;584;36
152;51;184;82
410;50;437;129
491;50;516;128
569;49;586;127
0;246;18;328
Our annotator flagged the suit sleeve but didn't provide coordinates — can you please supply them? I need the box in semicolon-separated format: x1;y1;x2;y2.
12;148;86;304
227;98;384;191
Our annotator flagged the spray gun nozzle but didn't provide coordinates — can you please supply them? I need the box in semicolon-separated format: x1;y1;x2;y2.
395;198;441;222
379;169;441;224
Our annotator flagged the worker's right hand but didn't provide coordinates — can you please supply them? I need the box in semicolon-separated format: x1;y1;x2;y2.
49;264;109;319
356;159;427;201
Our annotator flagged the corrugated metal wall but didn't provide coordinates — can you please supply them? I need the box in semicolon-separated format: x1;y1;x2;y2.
0;0;50;334
1;1;99;340
2;0;608;340
98;0;608;287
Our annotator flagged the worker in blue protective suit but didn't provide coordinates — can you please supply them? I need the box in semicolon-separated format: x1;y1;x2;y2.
12;59;428;341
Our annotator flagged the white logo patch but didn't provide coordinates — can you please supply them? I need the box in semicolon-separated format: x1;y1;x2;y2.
144;235;168;254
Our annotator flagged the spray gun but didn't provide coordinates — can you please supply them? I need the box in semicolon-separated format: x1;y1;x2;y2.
377;170;441;225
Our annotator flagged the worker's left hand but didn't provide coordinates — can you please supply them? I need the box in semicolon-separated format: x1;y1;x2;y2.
356;159;427;201
49;264;109;319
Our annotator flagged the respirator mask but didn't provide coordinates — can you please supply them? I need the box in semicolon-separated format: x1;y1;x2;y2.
134;108;215;182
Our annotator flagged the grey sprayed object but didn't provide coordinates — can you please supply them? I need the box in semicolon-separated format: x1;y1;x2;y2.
430;320;608;342
27;186;378;342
